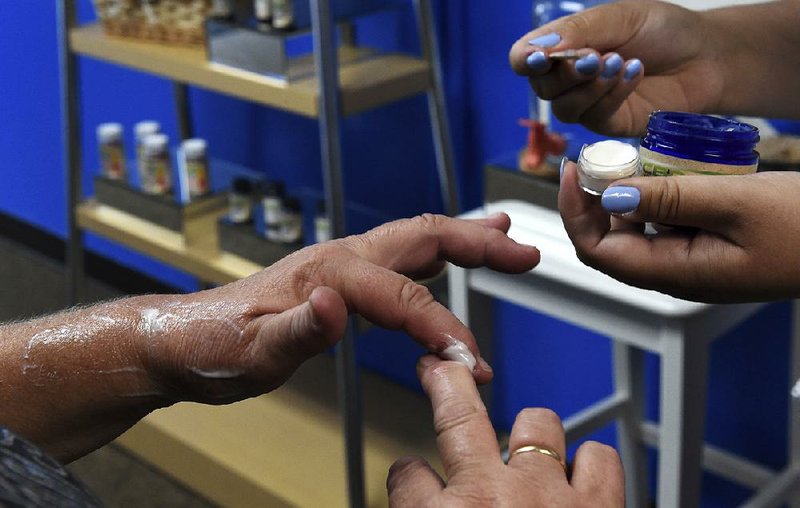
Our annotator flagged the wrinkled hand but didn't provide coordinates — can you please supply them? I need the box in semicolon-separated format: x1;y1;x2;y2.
509;0;721;136
387;355;623;507
140;213;540;404
560;162;800;302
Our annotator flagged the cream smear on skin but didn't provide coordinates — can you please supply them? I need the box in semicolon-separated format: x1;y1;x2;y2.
20;300;254;398
438;334;477;371
189;367;246;379
139;303;251;396
22;314;142;387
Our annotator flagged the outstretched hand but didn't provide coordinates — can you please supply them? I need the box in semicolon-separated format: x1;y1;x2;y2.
2;213;539;462
141;213;540;404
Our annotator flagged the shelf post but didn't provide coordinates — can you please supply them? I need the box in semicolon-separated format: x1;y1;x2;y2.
173;82;194;140
58;0;84;306
310;1;365;507
414;0;460;216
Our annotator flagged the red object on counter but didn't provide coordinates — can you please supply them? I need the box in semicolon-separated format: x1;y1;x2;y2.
519;118;567;169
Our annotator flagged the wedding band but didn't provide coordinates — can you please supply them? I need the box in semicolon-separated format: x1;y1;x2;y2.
510;445;567;472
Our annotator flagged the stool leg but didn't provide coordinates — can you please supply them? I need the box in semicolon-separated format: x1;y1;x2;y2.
613;342;649;508
658;331;709;508
790;300;800;508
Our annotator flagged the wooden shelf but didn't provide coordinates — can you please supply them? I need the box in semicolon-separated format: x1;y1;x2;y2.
70;24;432;118
116;353;441;508
77;201;262;285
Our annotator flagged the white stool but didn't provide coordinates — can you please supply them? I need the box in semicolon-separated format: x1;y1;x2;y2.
448;199;799;507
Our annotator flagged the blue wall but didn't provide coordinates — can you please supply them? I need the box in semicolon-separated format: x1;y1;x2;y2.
0;2;793;505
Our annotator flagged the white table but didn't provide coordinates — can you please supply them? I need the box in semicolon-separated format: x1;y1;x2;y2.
448;200;800;507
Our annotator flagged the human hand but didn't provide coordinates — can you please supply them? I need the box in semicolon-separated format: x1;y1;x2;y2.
0;213;538;462
559;161;800;302
139;213;540;404
509;0;721;136
387;355;624;507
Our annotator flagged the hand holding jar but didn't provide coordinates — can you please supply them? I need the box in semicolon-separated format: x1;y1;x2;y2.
559;160;800;303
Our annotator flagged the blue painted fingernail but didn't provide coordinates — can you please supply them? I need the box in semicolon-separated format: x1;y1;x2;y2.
602;186;640;214
526;51;548;71
624;59;642;81
559;156;568;181
575;54;600;75
528;33;561;48
601;53;624;79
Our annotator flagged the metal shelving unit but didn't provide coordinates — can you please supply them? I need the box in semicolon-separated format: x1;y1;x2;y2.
57;1;457;506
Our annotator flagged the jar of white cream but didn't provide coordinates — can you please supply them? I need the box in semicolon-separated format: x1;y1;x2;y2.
577;140;641;195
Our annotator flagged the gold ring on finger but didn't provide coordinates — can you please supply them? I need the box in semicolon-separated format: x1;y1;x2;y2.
510;444;567;472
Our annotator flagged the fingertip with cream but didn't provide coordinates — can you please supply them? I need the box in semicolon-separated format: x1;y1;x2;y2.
438;339;477;372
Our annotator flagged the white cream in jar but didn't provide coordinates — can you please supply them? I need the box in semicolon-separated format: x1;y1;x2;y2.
577;140;641;195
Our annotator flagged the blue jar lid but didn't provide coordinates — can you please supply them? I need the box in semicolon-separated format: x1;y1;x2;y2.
641;111;760;165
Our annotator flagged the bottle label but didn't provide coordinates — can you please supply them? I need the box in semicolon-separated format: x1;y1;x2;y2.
263;198;284;241
229;194;251;223
639;147;758;176
255;0;271;20
186;158;209;197
281;213;302;243
314;217;331;243
142;153;172;194
100;141;126;180
136;144;147;186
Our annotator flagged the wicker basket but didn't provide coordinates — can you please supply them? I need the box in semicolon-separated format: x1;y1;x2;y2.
93;0;212;46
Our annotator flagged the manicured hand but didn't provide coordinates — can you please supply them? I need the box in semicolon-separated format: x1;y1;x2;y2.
140;213;540;403
559;161;800;302
509;0;720;136
387;355;624;507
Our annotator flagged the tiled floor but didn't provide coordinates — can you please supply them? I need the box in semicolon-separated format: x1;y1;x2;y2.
0;236;217;507
68;445;217;508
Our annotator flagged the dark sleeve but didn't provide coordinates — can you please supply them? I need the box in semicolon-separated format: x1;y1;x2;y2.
0;427;102;508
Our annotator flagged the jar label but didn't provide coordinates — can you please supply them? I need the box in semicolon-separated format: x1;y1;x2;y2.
639;147;758;176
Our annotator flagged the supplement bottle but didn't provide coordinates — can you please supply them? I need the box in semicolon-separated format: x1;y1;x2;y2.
254;0;271;23
229;178;254;224
211;0;234;19
272;0;294;29
135;121;161;185
640;111;759;176
261;181;286;242
281;197;303;244
314;199;331;244
179;138;210;199
141;133;172;195
96;123;126;180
